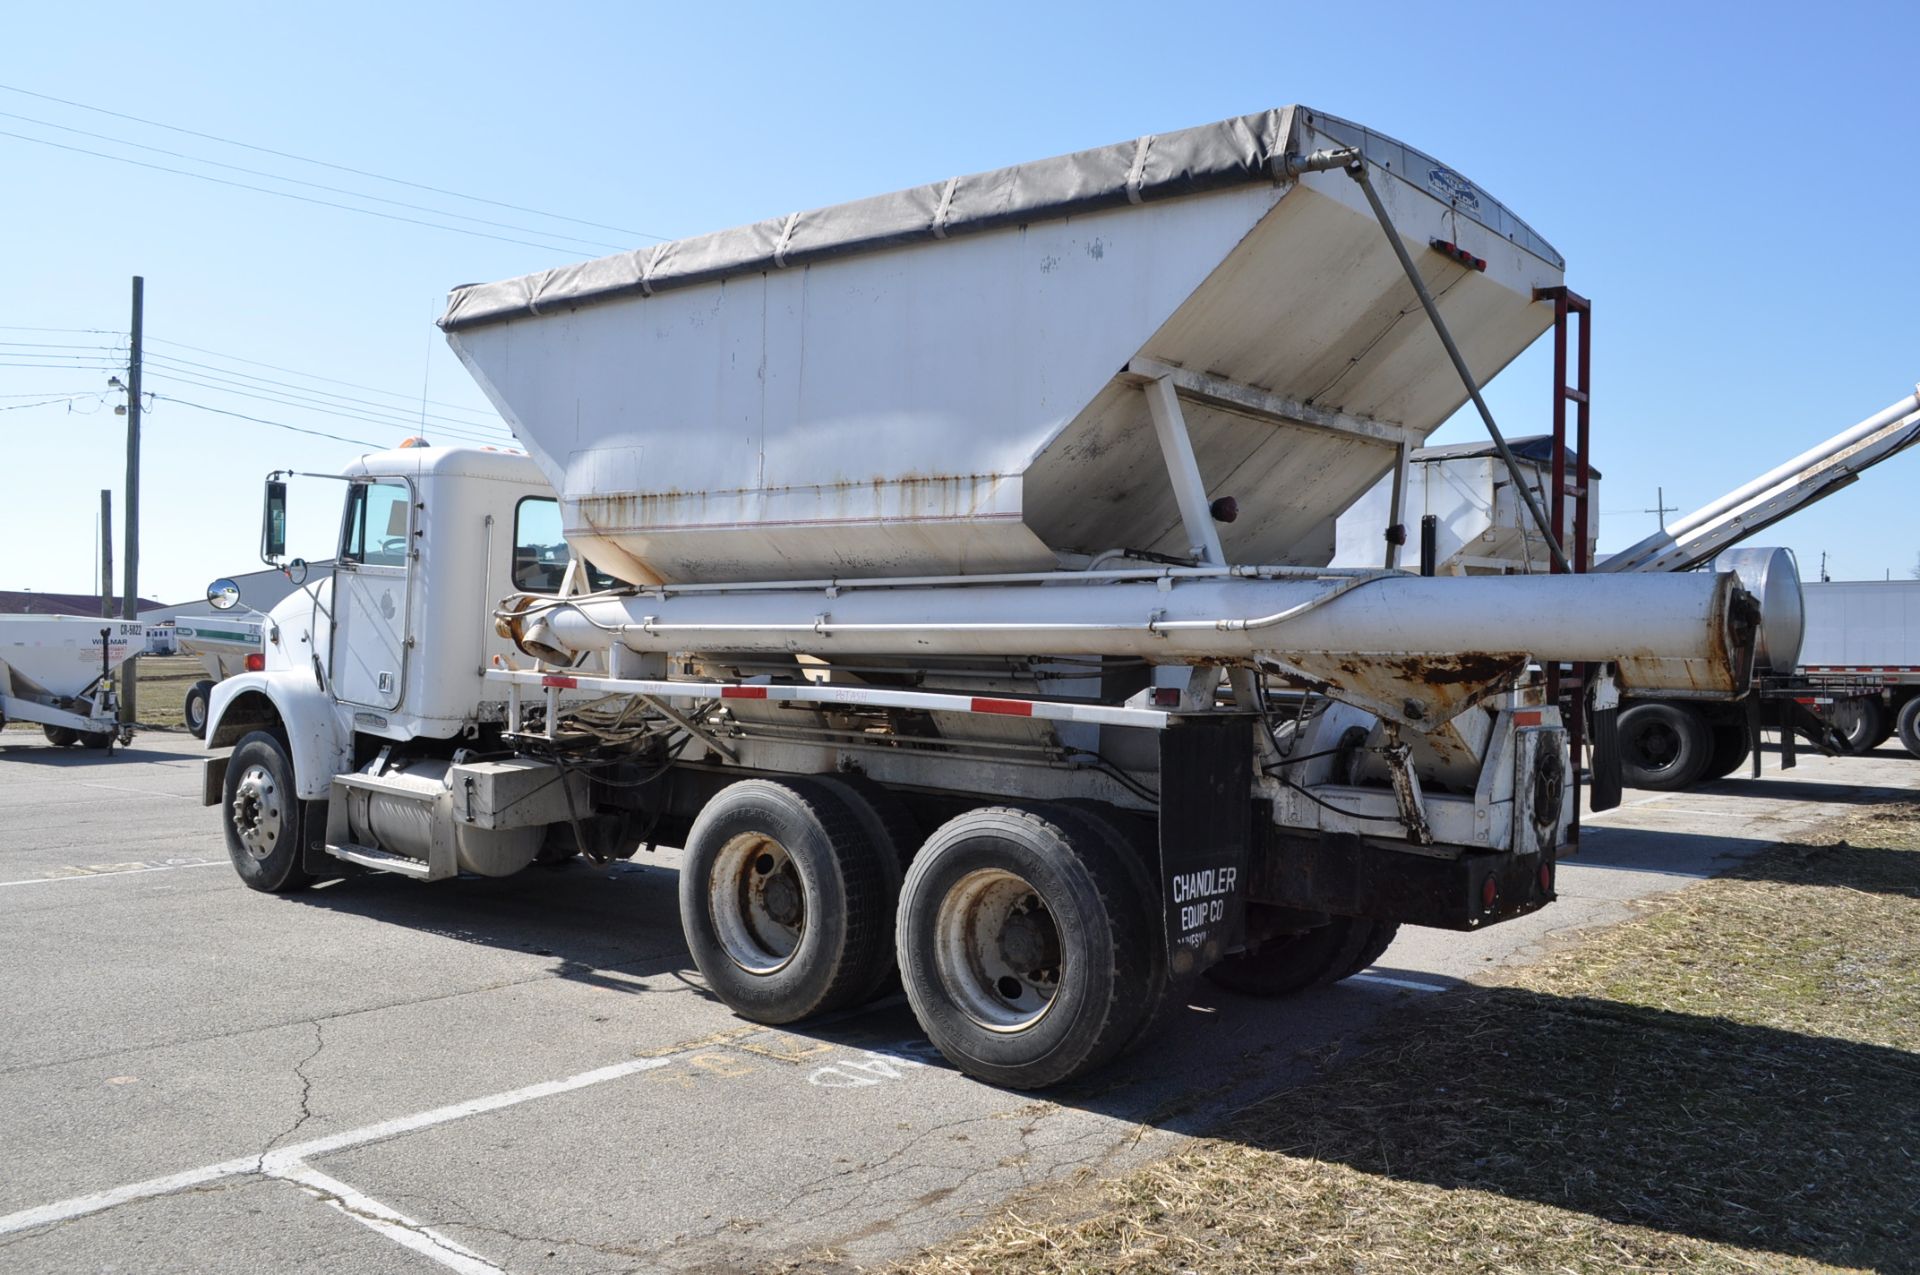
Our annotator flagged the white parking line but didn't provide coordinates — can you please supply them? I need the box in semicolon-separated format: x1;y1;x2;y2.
275;1161;506;1275
0;1053;676;1238
0;861;226;889
1350;972;1451;994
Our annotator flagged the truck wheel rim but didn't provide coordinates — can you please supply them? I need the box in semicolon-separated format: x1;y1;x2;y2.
188;700;205;732
710;833;805;974
935;869;1061;1032
231;765;284;862
1631;720;1680;770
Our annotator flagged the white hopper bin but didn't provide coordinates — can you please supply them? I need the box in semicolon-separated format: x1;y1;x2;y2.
0;614;144;746
443;106;1566;587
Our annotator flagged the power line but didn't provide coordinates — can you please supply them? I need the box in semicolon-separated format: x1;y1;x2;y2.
151;395;381;449
0;108;629;254
141;354;513;438
144;368;514;446
0;394;103;412
0;128;597;257
143;337;510;420
0;83;665;242
0;325;125;335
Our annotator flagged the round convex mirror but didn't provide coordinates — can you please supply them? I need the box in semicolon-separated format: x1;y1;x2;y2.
284;558;309;586
206;578;241;611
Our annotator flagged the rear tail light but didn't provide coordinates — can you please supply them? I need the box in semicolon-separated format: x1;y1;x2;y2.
244;653;265;672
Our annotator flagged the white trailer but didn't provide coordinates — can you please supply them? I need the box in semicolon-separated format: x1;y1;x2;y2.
169;617;266;738
201;107;1759;1087
0;615;143;749
1797;579;1920;757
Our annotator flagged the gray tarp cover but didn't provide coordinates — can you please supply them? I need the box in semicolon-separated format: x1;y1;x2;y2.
439;107;1304;331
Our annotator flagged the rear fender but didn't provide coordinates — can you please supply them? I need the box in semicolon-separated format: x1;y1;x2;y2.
206;672;348;801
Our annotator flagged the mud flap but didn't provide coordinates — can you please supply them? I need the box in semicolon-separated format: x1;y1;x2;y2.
1158;716;1252;978
1588;706;1622;812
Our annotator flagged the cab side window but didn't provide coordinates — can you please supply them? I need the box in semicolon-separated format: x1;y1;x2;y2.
340;482;411;567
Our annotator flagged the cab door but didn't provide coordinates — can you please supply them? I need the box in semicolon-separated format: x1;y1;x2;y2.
331;479;413;711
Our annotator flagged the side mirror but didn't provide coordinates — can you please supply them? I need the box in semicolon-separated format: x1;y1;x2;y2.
284;557;310;586
262;480;288;563
207;578;242;611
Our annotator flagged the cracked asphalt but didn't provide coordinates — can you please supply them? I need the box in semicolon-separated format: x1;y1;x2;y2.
0;730;1911;1273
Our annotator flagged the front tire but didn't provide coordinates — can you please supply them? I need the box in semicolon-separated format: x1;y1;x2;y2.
679;778;890;1024
1618;701;1712;790
42;725;79;748
223;731;314;893
896;804;1153;1090
185;680;215;739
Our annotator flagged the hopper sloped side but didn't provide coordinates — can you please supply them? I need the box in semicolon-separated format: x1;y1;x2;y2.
1024;116;1563;567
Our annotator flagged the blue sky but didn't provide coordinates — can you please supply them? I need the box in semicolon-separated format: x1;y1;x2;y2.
4;0;1916;603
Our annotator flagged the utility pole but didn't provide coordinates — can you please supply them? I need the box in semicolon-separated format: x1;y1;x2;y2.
99;490;113;618
1645;485;1678;531
121;276;143;726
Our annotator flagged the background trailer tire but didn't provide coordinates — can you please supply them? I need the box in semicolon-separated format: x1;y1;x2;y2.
185;679;215;739
896;804;1155;1090
678;778;891;1025
1828;697;1887;757
1898;696;1920;760
1619;701;1713;790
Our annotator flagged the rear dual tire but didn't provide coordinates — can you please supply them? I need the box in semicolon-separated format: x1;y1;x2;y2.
679;778;893;1025
1618;701;1712;790
1204;913;1401;997
896;805;1156;1090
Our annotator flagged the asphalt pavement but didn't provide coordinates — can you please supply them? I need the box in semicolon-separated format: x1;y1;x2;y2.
0;729;1911;1274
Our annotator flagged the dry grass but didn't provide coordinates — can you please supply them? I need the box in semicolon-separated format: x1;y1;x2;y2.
888;804;1920;1275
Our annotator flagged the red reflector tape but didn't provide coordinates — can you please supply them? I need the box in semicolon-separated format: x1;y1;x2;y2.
541;675;578;689
722;686;768;699
971;697;1035;717
1512;709;1543;727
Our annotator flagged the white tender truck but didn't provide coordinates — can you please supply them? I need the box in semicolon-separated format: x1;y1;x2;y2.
201;107;1760;1087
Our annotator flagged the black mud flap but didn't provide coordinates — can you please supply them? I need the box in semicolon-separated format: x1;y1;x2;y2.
1158;716;1253;978
1588;706;1622;812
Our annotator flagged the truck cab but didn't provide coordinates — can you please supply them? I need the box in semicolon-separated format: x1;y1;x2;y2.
203;444;561;812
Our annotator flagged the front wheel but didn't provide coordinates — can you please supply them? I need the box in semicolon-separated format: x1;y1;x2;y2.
897;804;1153;1090
222;731;314;893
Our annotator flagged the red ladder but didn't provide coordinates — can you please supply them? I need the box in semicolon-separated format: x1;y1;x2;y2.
1535;286;1593;843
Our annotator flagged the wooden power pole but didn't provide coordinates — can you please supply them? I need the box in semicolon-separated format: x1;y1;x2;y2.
99;490;113;618
121;276;143;725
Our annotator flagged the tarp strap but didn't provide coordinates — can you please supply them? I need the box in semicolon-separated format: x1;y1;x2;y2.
932;178;959;240
639;246;662;297
773;212;801;268
1126;135;1155;205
